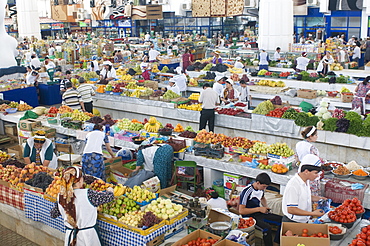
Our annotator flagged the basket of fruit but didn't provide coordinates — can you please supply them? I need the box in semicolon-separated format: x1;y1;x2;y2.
132;136;146;145
351;169;369;180
331;166;351;178
158;127;173;136
271;163;289;174
238;217;256;233
328;223;347;240
328;91;339;97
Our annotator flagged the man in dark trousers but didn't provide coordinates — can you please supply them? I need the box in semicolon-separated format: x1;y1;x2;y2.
239;173;282;246
199;83;220;132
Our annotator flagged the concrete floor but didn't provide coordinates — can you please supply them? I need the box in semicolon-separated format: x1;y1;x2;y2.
0;224;39;246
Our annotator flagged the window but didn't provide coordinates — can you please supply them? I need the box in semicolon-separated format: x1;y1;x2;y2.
349;17;360;27
331;17;347;27
295;17;305;26
306;17;324;27
348;28;360;39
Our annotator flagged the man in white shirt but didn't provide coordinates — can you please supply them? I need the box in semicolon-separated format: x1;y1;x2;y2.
199;83;220;132
48;45;55;57
30;54;41;70
352;43;361;64
144;32;150;41
259;49;269;70
148;46;160;62
206;190;228;210
167;78;180;95
213;76;225;96
274;47;282;61
234;57;244;69
173;67;187;96
338;47;347;66
295;52;314;71
282;154;326;223
44;57;56;70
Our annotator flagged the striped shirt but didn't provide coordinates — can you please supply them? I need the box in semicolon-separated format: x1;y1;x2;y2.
239;183;264;209
62;88;82;109
77;83;95;103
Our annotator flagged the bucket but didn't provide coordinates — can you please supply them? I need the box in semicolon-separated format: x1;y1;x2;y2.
209;221;232;237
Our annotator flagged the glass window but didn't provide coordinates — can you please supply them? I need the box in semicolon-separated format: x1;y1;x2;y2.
198;18;209;26
331;17;347;27
210;17;221;26
295;17;305;26
348;28;360;39
349;17;360;27
306;17;324;27
186;18;196;26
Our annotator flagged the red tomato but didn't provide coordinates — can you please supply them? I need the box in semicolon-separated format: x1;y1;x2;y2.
302;233;308;237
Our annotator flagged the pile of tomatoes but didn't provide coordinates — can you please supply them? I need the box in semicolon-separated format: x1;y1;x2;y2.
179;237;219;246
349;225;370;246
329;226;343;234
238;217;255;229
300;229;328;238
266;107;290;118
328;198;363;224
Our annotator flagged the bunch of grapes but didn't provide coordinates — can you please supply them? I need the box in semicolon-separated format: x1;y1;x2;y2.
139;212;162;228
83;175;97;185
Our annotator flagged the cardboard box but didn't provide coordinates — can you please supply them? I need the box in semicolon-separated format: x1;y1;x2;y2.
32;126;57;138
18;136;28;145
280;222;330;246
159;185;176;197
104;156;123;167
147;234;164;246
267;153;296;170
18;119;41;131
0;179;10;187
224;173;248;190
341;93;354;103
5;124;17;136
208;208;240;230
7;145;23;159
142;176;160;193
171;229;221;246
18;130;33;138
107;161;134;177
297;89;317;99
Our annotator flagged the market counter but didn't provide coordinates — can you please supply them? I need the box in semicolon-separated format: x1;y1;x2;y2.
0;86;39;107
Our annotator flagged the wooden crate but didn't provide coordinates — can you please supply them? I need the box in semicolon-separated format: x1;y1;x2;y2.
192;0;211;17
211;0;226;16
226;0;244;16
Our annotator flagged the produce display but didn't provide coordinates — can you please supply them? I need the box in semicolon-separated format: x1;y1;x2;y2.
25;172;53;191
163;90;180;100
101;196;140;219
0;104;11;111
333;166;350;175
174;123;184;132
266;107;289;118
238;217;255;229
350;224;370;246
144;117;161;133
17;103;33;111
145;198;184;220
248;141;268;154
126;185;157;204
352;169;368;176
283;228;328;238
271;164;289;174
329;225;343;234
0;151;10;163
215;108;244;115
188;93;200;101
58;105;73;114
89;179;114;191
178;238;218;246
328;198;363;224
257;80;285;87
268;142;295;157
178;130;197;138
252;100;274;115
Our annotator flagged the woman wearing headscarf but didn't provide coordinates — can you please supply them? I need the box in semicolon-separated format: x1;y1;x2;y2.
221;79;240;104
50;167;114;246
352;76;370;115
182;48;192;72
23;130;58;169
98;61;116;84
129;144;174;189
212;50;223;64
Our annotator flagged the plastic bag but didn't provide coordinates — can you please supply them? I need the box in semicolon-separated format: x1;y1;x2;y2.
226;230;250;246
317;198;332;213
19;110;39;121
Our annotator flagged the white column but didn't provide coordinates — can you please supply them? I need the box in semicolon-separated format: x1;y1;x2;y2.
361;0;370;39
16;0;41;39
258;0;294;51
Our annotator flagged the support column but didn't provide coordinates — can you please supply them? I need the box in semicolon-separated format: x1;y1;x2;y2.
258;0;294;51
16;0;41;39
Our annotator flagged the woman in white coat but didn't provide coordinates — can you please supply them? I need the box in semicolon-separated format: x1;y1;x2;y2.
51;167;114;246
23;131;58;169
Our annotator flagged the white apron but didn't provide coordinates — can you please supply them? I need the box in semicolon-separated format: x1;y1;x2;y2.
58;189;101;246
26;138;58;169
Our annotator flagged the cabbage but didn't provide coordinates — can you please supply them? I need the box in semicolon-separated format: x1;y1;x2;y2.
319;107;327;114
320;101;329;107
315;112;323;117
322;112;332;120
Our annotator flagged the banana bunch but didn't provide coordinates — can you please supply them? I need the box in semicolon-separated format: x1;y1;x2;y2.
130;89;141;98
113;184;125;197
120;74;132;81
116;68;128;76
229;67;244;74
152;64;160;73
144;116;161;132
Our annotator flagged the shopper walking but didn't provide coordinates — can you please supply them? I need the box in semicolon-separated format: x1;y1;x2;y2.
199;83;220;132
60;70;72;95
77;77;95;113
352;76;370;114
282;154;326;223
51;166;114;246
82;124;115;180
62;82;85;111
182;48;192;72
239;173;282;246
258;49;269;70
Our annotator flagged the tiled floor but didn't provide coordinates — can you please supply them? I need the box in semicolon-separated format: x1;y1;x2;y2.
0;224;39;246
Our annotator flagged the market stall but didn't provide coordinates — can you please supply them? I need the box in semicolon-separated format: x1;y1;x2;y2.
0;87;39;107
